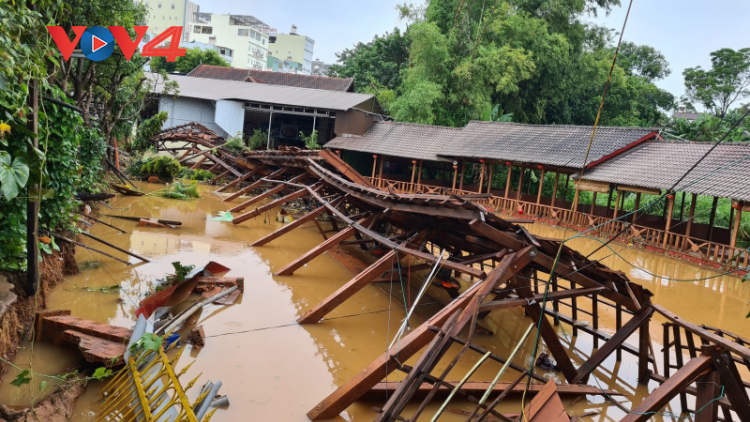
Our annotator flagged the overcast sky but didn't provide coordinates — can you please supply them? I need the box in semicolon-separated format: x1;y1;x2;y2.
197;0;749;101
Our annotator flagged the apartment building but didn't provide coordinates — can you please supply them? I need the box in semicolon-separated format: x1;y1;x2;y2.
138;0;199;42
269;25;315;75
187;13;270;71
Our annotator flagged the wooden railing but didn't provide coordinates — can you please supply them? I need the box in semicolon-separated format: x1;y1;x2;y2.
366;177;749;271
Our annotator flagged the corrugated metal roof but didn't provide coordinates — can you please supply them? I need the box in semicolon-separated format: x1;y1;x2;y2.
149;73;374;111
438;121;658;169
325;121;460;161
580;140;750;201
187;65;355;91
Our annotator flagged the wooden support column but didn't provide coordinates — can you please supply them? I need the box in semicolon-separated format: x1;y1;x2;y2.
572;186;581;213
516;166;525;201
613;189;621;220
572;306;653;383
562;174;570;202
451;162;459;190
410;160;417;185
695;370;721;422
378;156;385;180
298;250;397;324
228;173;308;213
663;193;675;248
486;162;494;194
731;202;744;248
417;160;423;187
638;318;651;384
590;192;597;215
371;154;378;179
504;164;512;199
684;193;698;241
632;192;642;221
478;159;486;193
551;172;559;206
276;214;378;276
708;196;719;241
536;168;545;204
459;160;466;190
679;192;686;221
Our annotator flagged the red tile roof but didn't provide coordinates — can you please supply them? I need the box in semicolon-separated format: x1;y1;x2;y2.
187;65;354;92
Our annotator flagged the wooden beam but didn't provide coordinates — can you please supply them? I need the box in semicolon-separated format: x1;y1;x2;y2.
223;168;287;202
216;165;265;193
251;204;331;246
572;306;653;383
395;245;485;279
417;160;423;186
480;287;606;313
486;163;494;194
410;159;417;185
478;161;486;194
233;187;311;224
505;165;513;199
205;152;243;178
452;163;458;190
276;214;379;276
612;189;621;219
551;172;559;205
468;220;525;252
731;202;743;248
363;380;621;400
715;352;750;421
228;174;308;213
371;154;378;179
536;168;545;204
298;250;397;324
621;354;713;422
517;166;525;200
307;251;532;420
459;160;466;190
663;194;675;248
190;154;208;169
695;370;721;422
209;169;231;184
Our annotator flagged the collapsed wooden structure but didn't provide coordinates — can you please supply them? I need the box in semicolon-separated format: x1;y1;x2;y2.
151;126;750;421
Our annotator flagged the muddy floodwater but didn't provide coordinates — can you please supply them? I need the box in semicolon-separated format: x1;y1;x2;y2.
1;182;748;421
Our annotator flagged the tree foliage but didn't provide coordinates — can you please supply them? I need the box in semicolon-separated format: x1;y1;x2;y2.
683;48;750;118
333;0;675;127
150;47;230;74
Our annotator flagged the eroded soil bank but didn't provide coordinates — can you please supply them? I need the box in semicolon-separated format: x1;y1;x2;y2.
0;182;747;421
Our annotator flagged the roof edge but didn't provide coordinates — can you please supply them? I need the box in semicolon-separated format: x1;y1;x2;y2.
585;131;660;170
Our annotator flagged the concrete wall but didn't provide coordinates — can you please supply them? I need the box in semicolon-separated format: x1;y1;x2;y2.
189;14;270;70
215;100;245;138
158;96;227;138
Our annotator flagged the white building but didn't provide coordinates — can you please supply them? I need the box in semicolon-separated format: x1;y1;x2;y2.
187;13;270;71
269;25;315;74
138;0;199;42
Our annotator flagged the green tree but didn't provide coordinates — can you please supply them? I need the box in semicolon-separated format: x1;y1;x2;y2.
151;47;230;74
617;41;671;82
683;48;750;118
329;29;409;93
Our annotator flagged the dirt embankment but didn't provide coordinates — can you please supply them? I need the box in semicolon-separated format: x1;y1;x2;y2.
0;239;78;383
0;379;85;422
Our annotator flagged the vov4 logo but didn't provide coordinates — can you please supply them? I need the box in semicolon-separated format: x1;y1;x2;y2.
46;25;187;62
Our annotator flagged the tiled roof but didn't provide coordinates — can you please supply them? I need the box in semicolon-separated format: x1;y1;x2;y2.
673;112;703;120
325;121;460;161
149;73;374;111
438;121;658;169
187;65;354;91
580;140;750;202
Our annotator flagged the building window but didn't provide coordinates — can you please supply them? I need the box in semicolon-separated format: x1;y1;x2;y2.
201;26;212;34
171;2;175;8
262;39;265;45
194;25;200;33
158;2;161;7
238;29;248;36
255;32;261;41
219;47;233;57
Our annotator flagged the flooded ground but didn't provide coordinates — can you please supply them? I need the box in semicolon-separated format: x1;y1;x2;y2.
0;182;747;421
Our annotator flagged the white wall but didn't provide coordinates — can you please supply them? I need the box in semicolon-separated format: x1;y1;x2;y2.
158;96;228;138
215;100;245;138
188;14;270;70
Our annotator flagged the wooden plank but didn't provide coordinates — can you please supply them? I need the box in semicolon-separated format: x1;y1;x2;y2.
223;168;286;202
205;152;243;178
716;352;750;421
209;169;231;183
395;245;485;279
318;149;375;188
307;252;531;420
572;306;653;383
80;231;150;263
228;174;308;213
695;370;721;422
298;250;397;323
621;355;713;422
468;220;526;252
232;187;311;224
479;287;606;313
514;379;570;422
362;380;623;400
216;165;265;193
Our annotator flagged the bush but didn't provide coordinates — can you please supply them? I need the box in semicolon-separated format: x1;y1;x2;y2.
300;130;320;150
247;129;267;150
156;180;200;199
140;156;182;182
177;168;214;181
132;112;168;150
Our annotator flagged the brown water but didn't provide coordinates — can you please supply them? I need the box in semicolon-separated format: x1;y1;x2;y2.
0;183;747;421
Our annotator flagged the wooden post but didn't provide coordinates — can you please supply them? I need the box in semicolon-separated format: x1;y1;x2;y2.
371;154;378;179
590;192;597;215
551;172;559;206
504;163;512;199
452;162;458;190
638;319;651;384
632;192;641;221
486;162;494;194
459;160;466;190
516;166;525;200
536;167;545;204
572;186;581;212
683;193;698;250
378;156;385;180
417;160;423;187
708;196;719;241
663;193;675;248
613;189;621;220
678;192;686;221
731;202;743;248
410;160;417;185
478;160;486;193
562;174;570;202
26;79;39;295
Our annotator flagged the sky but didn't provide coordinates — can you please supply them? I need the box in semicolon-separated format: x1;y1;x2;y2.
196;0;750;102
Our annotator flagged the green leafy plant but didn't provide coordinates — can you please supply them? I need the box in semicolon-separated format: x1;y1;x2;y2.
300;130;321;150
247;129;267;150
222;135;246;154
10;370;32;386
139;156;182;182
154;180;200;199
128;333;164;354
0;151;29;200
132;111;168;150
92;367;113;380
177;167;214;181
172;261;195;283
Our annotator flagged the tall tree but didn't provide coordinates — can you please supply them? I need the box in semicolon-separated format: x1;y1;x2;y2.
683;48;750;118
617;41;671;82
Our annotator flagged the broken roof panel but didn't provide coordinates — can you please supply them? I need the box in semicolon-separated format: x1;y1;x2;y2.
580;140;750;201
149;73;374;111
438;121;658;169
325;121;460;161
187;64;355;91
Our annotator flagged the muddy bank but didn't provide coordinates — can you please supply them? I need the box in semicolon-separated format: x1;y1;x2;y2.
0;240;78;383
0;380;85;422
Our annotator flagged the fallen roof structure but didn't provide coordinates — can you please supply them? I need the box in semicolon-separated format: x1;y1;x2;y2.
151;124;750;422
